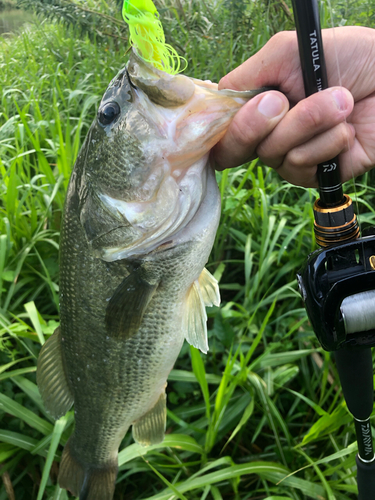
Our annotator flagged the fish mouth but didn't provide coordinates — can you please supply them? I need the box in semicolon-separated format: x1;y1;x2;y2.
90;52;260;262
129;75;247;173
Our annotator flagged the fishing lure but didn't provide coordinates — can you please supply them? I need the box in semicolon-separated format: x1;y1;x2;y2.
122;0;187;74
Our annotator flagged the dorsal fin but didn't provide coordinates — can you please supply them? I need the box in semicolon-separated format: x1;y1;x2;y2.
36;327;74;419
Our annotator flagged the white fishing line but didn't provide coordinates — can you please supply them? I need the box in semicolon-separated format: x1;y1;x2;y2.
325;1;375;337
326;0;364;252
341;290;375;334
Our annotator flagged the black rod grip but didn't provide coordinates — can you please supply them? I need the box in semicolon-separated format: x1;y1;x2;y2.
291;0;344;207
356;455;375;500
334;348;374;421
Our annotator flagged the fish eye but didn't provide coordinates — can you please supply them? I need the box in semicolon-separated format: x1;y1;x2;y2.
98;102;121;126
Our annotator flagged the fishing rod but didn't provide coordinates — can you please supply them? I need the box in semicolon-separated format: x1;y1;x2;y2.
291;0;375;497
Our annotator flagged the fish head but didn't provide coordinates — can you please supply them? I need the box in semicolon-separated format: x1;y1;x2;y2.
76;50;258;260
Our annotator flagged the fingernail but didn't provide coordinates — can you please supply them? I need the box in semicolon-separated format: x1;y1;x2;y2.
258;93;285;118
332;89;347;111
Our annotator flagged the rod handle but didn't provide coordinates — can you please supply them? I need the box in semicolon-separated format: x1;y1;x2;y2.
334;348;373;420
357;455;375;500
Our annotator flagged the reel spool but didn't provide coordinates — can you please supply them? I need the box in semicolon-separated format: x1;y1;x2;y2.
342;290;375;335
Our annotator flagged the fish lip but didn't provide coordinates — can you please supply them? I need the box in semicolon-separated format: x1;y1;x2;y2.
128;48;165;78
125;67;138;90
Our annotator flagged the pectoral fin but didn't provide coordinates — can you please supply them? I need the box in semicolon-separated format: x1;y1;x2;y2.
184;280;209;354
105;268;158;339
198;268;220;307
36;327;74;419
132;391;167;446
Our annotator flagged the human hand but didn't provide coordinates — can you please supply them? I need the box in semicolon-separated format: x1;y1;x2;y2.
212;26;375;187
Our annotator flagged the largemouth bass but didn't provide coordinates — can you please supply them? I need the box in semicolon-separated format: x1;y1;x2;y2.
37;51;264;500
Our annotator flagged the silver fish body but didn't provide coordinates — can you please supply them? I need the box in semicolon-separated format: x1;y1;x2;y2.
37;51;262;500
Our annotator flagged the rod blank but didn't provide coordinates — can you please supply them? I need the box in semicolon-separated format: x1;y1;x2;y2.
291;0;344;207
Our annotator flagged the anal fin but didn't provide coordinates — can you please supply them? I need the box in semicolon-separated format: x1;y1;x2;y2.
132;391;166;446
36;327;74;419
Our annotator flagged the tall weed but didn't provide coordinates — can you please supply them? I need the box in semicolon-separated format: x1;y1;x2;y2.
1;1;375;498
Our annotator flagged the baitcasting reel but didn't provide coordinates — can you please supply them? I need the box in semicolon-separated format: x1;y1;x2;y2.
297;233;375;352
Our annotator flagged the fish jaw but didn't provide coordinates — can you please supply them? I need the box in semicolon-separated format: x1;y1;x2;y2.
89;54;247;261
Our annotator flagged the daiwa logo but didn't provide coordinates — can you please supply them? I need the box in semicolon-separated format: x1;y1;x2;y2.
361;422;373;455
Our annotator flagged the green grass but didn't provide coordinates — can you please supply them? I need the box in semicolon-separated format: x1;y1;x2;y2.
1;1;375;499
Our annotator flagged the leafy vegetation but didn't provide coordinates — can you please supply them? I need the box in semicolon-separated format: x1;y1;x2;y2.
1;1;375;499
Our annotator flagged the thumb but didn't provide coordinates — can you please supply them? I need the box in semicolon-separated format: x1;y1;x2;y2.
212;90;289;170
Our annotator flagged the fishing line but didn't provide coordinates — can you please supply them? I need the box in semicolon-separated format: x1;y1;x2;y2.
296;5;375;494
324;0;375;365
326;0;366;262
341;290;375;334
